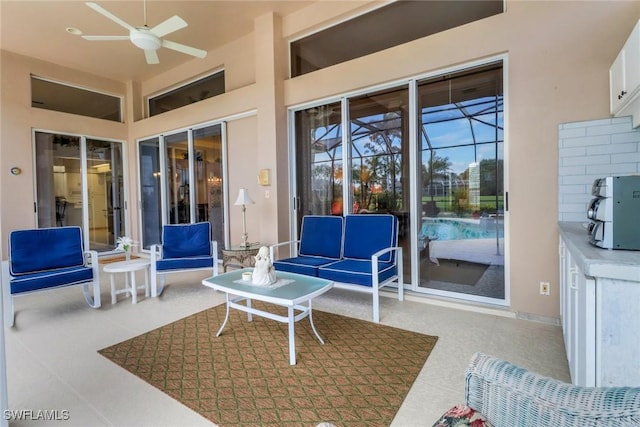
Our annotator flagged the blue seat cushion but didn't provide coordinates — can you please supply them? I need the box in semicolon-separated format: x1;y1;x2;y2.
162;222;212;259
273;256;338;277
10;265;94;295
156;256;214;272
318;258;397;287
9;227;85;276
298;216;344;258
343;214;397;262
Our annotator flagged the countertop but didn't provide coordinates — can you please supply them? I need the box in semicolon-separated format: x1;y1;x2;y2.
559;222;640;282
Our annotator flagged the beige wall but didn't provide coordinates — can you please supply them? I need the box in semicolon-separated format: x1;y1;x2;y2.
0;51;128;239
2;1;640;319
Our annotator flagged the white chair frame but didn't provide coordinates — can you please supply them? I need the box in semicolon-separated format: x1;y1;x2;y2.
149;241;218;297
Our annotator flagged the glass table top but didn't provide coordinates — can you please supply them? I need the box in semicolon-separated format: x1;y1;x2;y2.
202;268;333;302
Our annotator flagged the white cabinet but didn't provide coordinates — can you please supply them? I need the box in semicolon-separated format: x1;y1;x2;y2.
610;49;626;113
559;237;595;387
559;223;640;387
610;20;640;125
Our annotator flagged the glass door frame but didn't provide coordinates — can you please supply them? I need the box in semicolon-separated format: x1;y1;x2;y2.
136;121;230;253
32;128;129;255
287;54;509;307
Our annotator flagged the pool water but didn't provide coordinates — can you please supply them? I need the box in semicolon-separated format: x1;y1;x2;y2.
420;218;504;241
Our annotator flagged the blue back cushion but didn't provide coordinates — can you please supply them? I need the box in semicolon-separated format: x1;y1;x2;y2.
343;214;397;262
10;227;85;275
162;222;211;259
299;216;344;258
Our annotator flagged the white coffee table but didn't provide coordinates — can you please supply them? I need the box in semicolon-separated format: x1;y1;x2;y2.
103;259;151;304
202;268;334;365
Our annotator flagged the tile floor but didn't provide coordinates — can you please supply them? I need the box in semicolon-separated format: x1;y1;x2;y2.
3;268;570;426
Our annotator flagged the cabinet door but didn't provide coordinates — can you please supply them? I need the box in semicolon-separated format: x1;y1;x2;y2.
625;22;640;101
559;236;580;383
567;261;579;383
610;49;626;114
574;266;596;387
559;239;572;361
562;255;596;387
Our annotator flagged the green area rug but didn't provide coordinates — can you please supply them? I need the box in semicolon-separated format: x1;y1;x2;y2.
99;302;438;427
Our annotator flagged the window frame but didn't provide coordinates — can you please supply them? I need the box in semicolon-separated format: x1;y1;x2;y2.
146;69;226;118
31;75;123;122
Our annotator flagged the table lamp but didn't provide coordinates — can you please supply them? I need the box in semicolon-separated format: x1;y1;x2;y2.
234;188;255;247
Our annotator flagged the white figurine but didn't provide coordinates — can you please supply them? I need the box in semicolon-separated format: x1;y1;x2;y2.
252;246;277;285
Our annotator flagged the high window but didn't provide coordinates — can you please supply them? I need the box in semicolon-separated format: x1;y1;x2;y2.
31;76;122;122
148;71;225;117
291;1;503;77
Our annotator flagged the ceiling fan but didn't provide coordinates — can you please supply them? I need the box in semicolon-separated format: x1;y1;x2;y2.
81;1;207;65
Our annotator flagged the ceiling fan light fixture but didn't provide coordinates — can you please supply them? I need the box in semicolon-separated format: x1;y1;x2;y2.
130;28;161;51
66;27;83;36
82;2;206;63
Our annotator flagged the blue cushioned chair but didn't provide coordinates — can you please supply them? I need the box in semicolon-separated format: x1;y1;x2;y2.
318;214;403;323
150;222;218;297
271;215;344;276
2;226;101;327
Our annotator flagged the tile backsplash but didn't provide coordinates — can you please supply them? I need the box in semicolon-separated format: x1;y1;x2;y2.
558;116;640;222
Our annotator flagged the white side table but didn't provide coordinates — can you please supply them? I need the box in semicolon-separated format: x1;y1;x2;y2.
103;259;151;304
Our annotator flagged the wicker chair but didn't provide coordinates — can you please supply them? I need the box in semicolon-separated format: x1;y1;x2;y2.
434;352;640;426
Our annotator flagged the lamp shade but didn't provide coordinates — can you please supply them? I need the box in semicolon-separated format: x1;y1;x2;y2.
234;188;255;205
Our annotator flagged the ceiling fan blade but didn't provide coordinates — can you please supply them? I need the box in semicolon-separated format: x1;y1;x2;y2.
162;40;207;59
144;49;160;64
82;35;130;41
85;2;136;32
150;15;187;38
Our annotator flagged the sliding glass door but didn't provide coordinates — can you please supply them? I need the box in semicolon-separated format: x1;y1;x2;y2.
138;123;224;252
292;60;506;304
139;137;162;251
293;102;343;228
349;86;411;282
34;131;126;253
417;64;504;301
193;126;224;243
166;131;190;224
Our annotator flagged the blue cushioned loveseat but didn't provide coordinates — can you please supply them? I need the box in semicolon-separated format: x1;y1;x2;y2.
270;214;403;323
2;226;101;327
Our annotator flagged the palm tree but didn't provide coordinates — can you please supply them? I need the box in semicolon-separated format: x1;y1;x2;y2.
422;153;451;198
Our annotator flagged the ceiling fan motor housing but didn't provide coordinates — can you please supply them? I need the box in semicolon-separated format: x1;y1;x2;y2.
82;2;207;63
130;28;161;51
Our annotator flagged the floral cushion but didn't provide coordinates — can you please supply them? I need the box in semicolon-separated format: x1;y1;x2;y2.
432;404;494;427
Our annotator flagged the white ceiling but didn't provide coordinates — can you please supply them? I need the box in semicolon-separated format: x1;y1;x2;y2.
0;0;312;82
